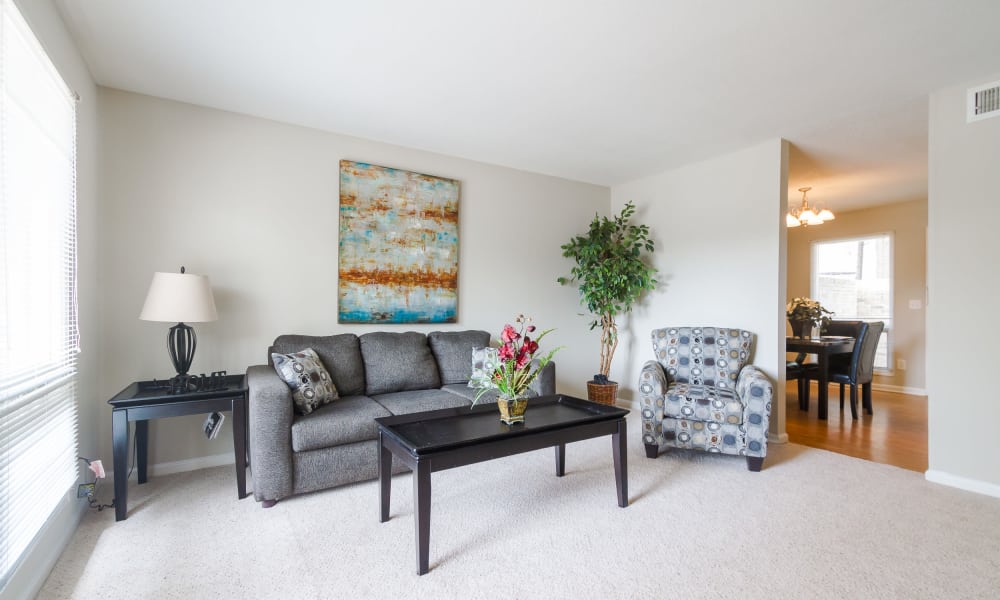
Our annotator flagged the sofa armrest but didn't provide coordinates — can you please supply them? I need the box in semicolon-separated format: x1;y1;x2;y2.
247;365;295;503
528;359;556;397
638;360;668;447
736;365;772;457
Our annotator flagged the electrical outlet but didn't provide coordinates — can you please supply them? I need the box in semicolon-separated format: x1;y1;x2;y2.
77;482;95;498
897;358;907;371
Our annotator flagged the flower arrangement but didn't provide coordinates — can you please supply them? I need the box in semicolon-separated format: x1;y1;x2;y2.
469;315;561;405
786;297;834;327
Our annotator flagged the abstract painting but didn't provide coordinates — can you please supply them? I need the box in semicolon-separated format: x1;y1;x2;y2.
338;160;459;323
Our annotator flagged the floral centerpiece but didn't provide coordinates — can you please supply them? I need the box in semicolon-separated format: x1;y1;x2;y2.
469;315;561;424
786;297;833;337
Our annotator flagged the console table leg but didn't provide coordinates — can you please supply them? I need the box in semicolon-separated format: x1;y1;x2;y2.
414;459;431;575
613;419;628;508
135;420;149;484
112;410;129;521
379;433;392;523
554;443;566;477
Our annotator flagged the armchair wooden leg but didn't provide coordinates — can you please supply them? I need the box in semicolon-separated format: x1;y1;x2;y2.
862;383;874;415
644;443;659;459
746;456;764;472
839;383;845;411
849;385;858;420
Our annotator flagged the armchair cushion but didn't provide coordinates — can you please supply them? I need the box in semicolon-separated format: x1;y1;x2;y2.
664;383;743;424
651;327;754;388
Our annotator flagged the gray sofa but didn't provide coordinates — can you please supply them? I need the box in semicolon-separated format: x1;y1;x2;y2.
246;330;555;506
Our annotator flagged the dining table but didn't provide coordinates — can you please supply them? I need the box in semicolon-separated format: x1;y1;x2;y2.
786;335;855;420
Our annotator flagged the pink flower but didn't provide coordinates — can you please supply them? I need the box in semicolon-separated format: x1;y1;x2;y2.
526;325;536;333
498;343;515;361
501;324;519;344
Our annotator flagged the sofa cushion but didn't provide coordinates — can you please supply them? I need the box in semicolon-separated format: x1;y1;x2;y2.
428;330;491;384
664;382;743;424
270;334;366;396
359;332;441;395
372;389;470;416
290;395;391;452
272;348;339;415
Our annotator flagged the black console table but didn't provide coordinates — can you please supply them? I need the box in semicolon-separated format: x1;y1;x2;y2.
107;374;249;521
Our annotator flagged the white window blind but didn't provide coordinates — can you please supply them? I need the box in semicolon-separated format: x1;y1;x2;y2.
0;0;80;587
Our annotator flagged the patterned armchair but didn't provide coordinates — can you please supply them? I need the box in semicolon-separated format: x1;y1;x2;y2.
638;326;773;471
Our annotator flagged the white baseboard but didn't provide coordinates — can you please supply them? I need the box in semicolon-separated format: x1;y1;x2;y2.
925;470;1000;499
872;383;927;396
106;452;234;483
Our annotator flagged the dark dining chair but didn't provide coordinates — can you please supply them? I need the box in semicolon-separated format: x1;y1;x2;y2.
786;352;811;410
807;321;885;419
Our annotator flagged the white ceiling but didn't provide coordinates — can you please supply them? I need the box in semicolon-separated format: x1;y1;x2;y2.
54;0;1000;212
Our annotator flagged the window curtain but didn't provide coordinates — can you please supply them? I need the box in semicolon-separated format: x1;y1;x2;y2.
0;0;80;586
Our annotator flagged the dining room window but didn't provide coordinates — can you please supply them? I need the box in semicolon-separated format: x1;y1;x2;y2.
811;234;892;371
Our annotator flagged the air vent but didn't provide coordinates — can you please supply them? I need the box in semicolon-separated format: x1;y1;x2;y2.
967;80;1000;122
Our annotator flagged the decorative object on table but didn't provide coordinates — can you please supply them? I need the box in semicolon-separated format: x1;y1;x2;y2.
469;315;561;424
139;266;218;376
557;201;657;404
162;370;230;395
639;326;772;471
338;160;460;324
786;297;833;338
786;186;835;228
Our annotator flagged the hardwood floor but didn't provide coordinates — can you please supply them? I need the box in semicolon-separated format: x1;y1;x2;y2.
784;381;928;472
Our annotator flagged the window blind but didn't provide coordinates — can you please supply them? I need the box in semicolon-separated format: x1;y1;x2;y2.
0;0;80;587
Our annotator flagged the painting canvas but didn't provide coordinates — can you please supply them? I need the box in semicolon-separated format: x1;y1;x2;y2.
338;160;459;323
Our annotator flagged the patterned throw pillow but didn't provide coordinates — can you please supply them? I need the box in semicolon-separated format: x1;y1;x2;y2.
271;348;339;415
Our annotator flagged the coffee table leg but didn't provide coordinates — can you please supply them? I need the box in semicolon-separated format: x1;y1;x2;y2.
379;432;392;523
414;459;431;575
554;443;566;477
613;418;628;508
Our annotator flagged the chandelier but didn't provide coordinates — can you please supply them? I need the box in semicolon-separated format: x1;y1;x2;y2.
786;187;835;227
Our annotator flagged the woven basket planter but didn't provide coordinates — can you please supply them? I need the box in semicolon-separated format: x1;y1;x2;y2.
586;381;618;405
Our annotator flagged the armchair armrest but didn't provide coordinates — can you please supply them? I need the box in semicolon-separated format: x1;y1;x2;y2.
247;365;295;503
736;365;773;457
638;360;668;447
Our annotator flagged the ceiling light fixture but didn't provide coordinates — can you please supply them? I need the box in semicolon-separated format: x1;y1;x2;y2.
786;187;835;228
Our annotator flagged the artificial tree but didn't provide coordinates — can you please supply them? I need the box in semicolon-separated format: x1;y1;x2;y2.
558;201;656;401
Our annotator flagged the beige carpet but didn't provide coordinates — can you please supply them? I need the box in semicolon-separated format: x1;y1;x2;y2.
38;412;1000;599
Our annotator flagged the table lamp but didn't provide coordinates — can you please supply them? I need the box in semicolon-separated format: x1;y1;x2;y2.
139;266;218;376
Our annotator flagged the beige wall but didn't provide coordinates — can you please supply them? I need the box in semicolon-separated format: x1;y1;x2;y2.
96;88;610;471
927;72;1000;493
609;139;789;438
787;199;928;393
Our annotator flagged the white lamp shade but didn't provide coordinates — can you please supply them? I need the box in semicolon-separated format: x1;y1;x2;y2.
786;213;801;227
139;272;218;323
817;208;836;221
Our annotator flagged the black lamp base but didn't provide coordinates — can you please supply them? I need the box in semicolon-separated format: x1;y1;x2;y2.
167;322;197;375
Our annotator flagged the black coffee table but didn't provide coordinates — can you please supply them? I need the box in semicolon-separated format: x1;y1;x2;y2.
375;394;629;575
